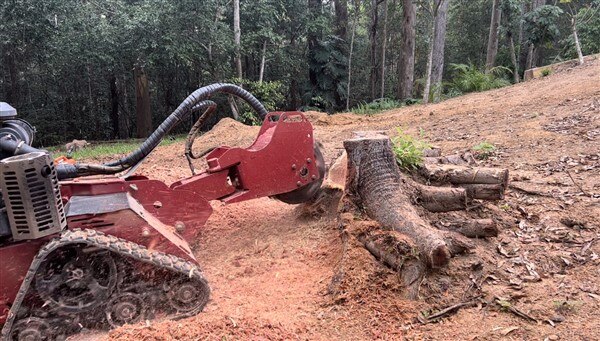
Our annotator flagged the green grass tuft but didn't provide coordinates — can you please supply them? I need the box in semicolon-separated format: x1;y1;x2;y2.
472;141;497;160
391;128;432;170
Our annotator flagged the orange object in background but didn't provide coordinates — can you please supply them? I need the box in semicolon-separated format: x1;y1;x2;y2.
54;155;76;165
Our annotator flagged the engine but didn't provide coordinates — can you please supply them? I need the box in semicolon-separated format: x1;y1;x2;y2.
0;102;41;241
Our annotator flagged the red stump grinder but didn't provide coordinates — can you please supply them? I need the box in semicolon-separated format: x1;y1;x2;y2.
0;84;324;340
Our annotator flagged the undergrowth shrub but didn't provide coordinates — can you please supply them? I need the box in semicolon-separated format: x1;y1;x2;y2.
353;98;403;115
391;128;432;170
447;63;511;93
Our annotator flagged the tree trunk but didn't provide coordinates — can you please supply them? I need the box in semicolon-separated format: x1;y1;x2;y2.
233;0;243;79
334;0;349;40
344;132;451;267
134;64;152;138
429;0;450;103
346;4;358;111
259;40;267;84
485;0;502;72
380;0;388;99
369;0;380;101
109;75;120;139
308;0;323;89
508;32;520;83
398;0;416;100
572;18;584;66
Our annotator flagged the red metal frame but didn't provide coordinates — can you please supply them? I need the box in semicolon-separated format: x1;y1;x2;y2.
0;112;320;324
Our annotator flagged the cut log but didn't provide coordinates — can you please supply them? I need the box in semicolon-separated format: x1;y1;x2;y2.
437;219;498;238
423;146;442;157
424;152;476;165
420;164;509;189
460;184;505;200
414;185;469;212
344;132;451;267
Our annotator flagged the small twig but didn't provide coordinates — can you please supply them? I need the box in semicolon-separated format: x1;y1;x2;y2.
565;170;590;196
508;183;553;197
494;298;537;323
419;298;479;323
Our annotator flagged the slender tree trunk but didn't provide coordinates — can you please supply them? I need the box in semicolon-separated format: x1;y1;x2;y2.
134;64;152;138
346;4;358;111
508;32;520;83
233;0;242;79
369;0;380;100
423;19;435;104
109;75;120;139
525;0;546;70
398;0;416;100
380;0;388;98
424;0;449;104
485;0;502;72
334;0;349;109
334;0;349;39
308;0;323;89
572;18;584;65
259;40;267;84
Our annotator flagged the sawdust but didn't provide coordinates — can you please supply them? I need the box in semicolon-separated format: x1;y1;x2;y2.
100;59;600;340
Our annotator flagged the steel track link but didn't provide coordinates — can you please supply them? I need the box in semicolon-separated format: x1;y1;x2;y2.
1;228;211;340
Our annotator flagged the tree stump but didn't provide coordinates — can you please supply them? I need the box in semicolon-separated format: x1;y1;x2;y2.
306;131;509;299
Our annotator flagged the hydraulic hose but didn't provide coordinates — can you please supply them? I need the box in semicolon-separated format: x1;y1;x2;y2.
0;135;43;155
56;83;267;179
185;101;218;174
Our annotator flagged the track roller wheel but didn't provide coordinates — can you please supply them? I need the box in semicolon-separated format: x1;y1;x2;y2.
166;278;210;314
10;317;53;341
105;292;146;327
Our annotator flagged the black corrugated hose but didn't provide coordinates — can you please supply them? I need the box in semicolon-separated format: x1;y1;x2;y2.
55;83;268;179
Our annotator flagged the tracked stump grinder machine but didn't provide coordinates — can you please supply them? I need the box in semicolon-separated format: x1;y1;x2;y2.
0;84;325;340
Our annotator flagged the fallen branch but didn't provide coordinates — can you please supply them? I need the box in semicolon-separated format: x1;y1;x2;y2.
418;299;480;323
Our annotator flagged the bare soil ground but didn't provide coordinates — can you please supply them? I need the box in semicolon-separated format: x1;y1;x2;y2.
98;58;598;340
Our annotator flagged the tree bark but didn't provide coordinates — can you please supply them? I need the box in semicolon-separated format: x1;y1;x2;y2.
414;185;468;212
572;18;584;66
233;0;243;79
308;0;323;89
369;0;380;100
109;75;120;139
429;0;450;103
508;32;520;83
380;0;389;98
344;132;451;267
134;64;152;138
398;0;416;100
334;0;349;40
420;164;509;188
259;40;267;84
485;0;502;72
437;219;498;238
346;3;358;110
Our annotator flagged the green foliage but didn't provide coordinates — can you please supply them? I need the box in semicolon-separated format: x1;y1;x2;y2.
541;68;552;77
229;78;285;125
447;64;511;93
352;98;403;115
391;129;432;171
307;35;348;112
472;141;496;159
523;5;564;46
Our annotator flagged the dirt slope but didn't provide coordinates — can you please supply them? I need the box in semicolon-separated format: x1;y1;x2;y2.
106;58;598;340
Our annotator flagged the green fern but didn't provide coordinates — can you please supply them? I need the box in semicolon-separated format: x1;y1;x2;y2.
448;63;511;93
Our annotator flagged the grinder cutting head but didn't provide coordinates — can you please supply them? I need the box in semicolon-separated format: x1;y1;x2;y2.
274;143;326;204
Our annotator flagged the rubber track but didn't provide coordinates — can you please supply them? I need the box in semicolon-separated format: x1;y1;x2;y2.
0;229;210;340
